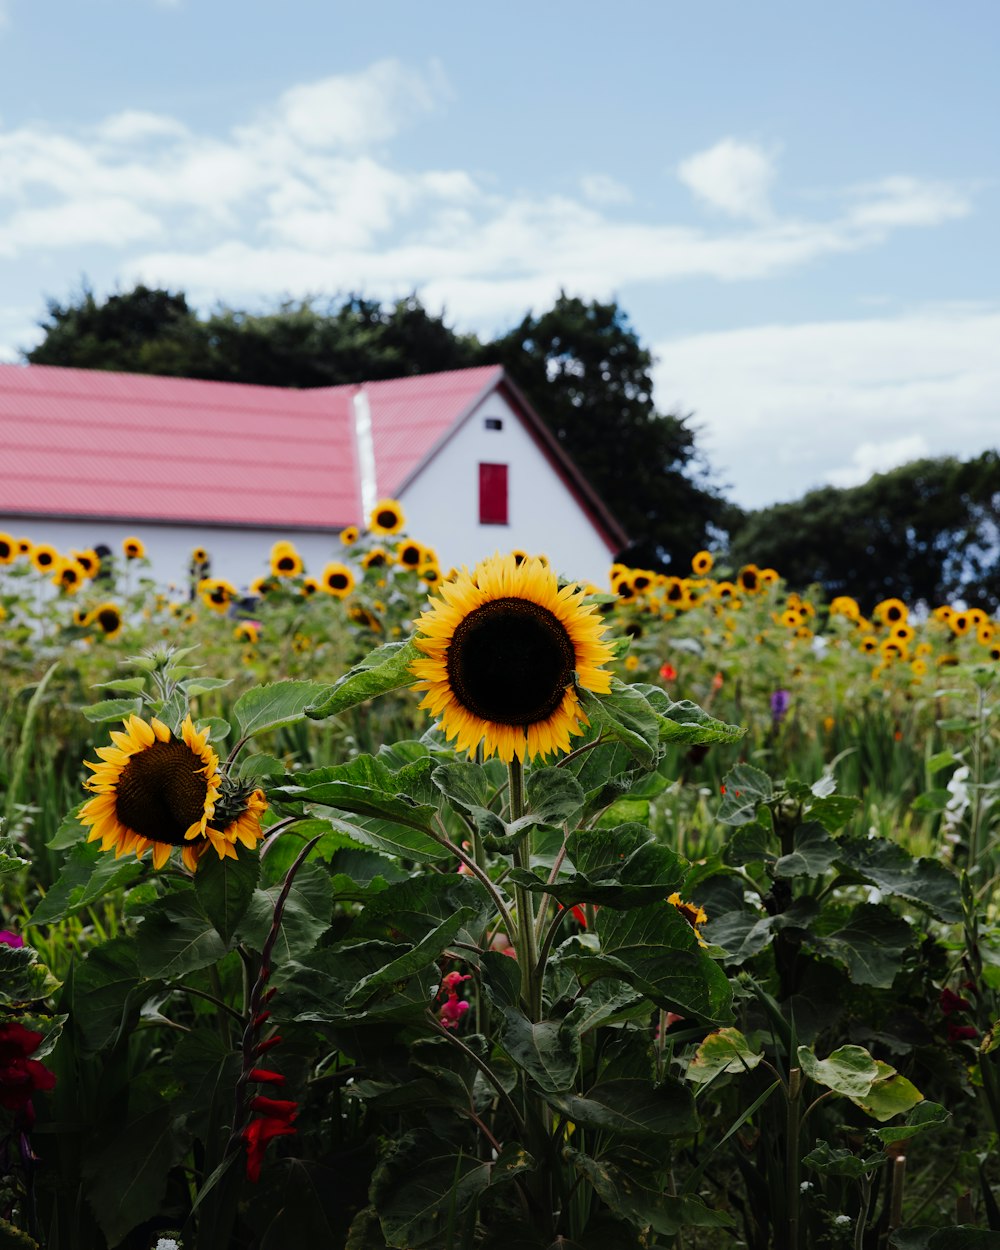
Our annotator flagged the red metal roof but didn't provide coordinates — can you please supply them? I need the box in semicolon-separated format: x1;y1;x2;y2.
0;362;626;549
363;365;503;498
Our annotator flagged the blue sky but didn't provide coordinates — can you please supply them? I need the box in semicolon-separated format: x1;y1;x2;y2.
1;0;996;508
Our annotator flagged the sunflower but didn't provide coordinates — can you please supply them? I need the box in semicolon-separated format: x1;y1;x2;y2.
411;553;614;763
340;525;360;546
16;538;32;556
420;564;443;586
691;550;713;576
72;549;100;578
859;635;878;654
631;570;654;594
978;622;995;645
667;892;708;947
123;537;145;560
990;645;1000;662
362;547;390;571
321;563;355;598
510;549;530;566
80;715;266;870
891;624;916;645
874;598;908;626
0;532;16;564
199;579;238;613
301;577;320;597
54;559;86;594
91;602;123;639
759;568;780;588
191;546;209;566
271;548;304;578
830;596;860;621
737;564;761;594
911;659;928;678
369;499;405;535
234;622;260;643
31;544;59;573
396;540;424;570
72;607;92;627
950;613;970;637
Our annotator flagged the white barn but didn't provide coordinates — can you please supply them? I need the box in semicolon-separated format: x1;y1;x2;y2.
0;363;625;588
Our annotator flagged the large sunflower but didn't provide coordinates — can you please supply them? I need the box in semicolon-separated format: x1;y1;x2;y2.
411;553;614;763
80;715;266;870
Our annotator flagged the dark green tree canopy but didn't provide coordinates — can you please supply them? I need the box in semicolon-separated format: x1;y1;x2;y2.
727;453;1000;612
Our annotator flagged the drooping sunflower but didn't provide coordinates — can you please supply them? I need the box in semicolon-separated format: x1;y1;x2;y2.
123;536;145;560
80;716;267;870
321;562;355;598
691;550;713;576
411;553;615;763
0;532;16;564
369;499;405;536
91;602;123;639
340;525;360;546
667;892;709;947
361;547;390;571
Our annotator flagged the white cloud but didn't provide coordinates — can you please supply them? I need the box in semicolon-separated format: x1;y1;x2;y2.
653;307;1000;509
96;111;190;145
677;138;777;221
845;176;971;229
579;173;633;206
826;434;931;487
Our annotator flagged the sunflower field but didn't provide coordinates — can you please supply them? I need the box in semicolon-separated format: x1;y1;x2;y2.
1;510;999;1250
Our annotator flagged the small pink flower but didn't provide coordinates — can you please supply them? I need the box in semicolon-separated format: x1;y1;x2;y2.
0;931;23;949
439;998;471;1030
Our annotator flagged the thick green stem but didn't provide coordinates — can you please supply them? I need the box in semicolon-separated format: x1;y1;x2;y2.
787;1067;802;1250
509;759;540;1015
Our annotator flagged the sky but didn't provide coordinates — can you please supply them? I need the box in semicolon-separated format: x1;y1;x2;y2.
0;0;997;510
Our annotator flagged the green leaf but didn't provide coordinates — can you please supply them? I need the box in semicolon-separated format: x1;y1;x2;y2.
47;801;89;849
135;887;229;979
570;902;733;1024
237;861;333;965
546;1077;697;1137
927;751;959;775
350;874;492;949
500;1004;587;1093
802;1141;884;1180
306;639;421;721
820;903;913;987
911;789;952;813
876;1101;950;1144
239;753;286;782
274;776;445;862
81;697;143;723
851;1060;923;1122
639;685;746;746
92;677;148;695
0;836;29;873
182;676;233;695
233;680;331;738
72;937;160;1050
569;1152;733;1236
0;942;61;1005
774;822;839;878
835;836;962;922
344;910;475;1007
432;761;493;812
806;794;861;831
797;1044;879;1097
193;848;261;945
28;840;144;925
687;1028;764;1084
525;767;586;827
84;1103;191;1248
578;681;661;766
718;764;773;825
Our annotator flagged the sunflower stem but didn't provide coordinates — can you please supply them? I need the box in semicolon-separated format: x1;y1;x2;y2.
508;759;540;1016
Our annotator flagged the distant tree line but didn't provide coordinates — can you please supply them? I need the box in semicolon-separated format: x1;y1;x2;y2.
24;285;999;610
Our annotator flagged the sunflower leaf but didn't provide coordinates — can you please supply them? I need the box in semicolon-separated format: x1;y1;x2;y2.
81;697;143;723
28;839;144;925
578;682;660;766
638;685;746;746
545;1077;698;1138
135;887;229;979
568;1152;733;1235
305;639;420;720
194;847;261;945
233;680;332;739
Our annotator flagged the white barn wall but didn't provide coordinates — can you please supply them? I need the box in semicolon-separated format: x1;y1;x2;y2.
2;516;346;594
398;392;615;584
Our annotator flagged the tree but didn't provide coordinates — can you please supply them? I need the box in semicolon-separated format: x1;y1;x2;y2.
26;284;212;377
484;294;739;566
727;453;1000;611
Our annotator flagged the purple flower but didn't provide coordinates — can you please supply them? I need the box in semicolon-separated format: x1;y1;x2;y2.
0;931;24;949
770;690;791;724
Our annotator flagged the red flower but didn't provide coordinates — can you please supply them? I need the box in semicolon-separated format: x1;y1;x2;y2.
250;1095;299;1121
242;1113;298;1183
941;987;972;1016
248;1067;286;1085
947;1022;978;1044
659;663;677;682
0;1021;57;1117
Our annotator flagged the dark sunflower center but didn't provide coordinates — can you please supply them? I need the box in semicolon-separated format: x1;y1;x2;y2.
668;583;683;601
329;573;349;590
0;540;11;559
446;597;575;726
277;556;296;572
376;509;398;528
401;545;421;566
37;551;53;566
366;553;385;568
114;740;210;845
887;606;902;621
97;609;120;632
742;571;758;590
